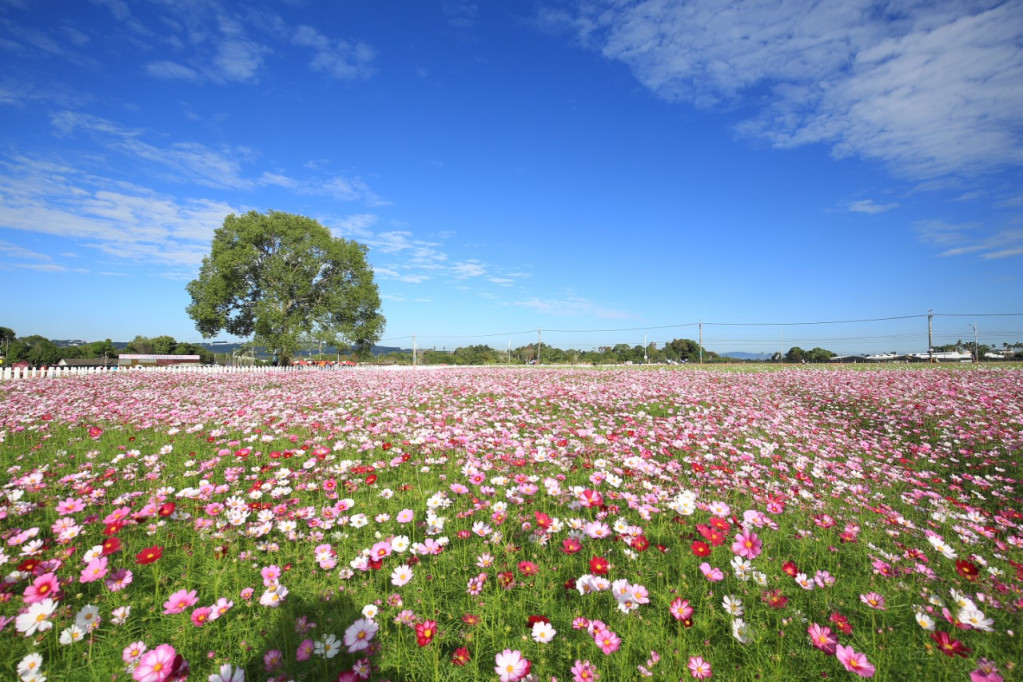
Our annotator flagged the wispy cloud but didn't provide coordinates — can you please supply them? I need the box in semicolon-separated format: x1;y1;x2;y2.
544;0;1023;179
847;199;899;214
452;260;487;278
914;219;1023;259
49;110;384;202
0;155;240;271
0;240;50;260
292;25;376;80
513;295;634;320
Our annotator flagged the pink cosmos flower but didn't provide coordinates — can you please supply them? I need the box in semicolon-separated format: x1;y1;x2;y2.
122;641;147;664
835;644;875;677
23;572;59;604
296;638;314;662
344;617;379;653
190;606;212;627
494;649;531;682
807;623;837;655
731;528;762;559
370;541;392;560
163;589;199;615
699;562;724;582
80;556;109;583
860;592;886;610
688;656;712;679
593;628;621;655
133;643;177;682
571;659;600;682
105;568;133;592
56;497;86;515
669;597;694;621
260;565;281;586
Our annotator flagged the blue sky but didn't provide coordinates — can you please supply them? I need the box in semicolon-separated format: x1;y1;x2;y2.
1;0;1021;355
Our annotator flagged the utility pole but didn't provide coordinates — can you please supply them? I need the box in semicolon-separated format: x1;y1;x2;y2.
699;321;703;365
412;334;417;367
536;329;542;365
780;329;784;363
928;309;933;363
644;334;648;365
971;323;979;363
507;340;511;364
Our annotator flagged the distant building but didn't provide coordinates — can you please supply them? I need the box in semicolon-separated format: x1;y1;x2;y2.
58;358;114;368
905;351;974;363
118;354;202;368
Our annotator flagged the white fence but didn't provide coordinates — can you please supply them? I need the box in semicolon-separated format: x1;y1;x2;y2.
0;363;452;381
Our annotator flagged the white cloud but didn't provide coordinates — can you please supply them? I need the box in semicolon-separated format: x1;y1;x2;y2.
913;218;1023;259
146;60;200;80
211;16;269;82
0;155;240;269
49;110;384;201
0;240;50;260
452;260;486;278
547;0;1023;179
292;25;376;80
847;199;899;214
513;295;634;319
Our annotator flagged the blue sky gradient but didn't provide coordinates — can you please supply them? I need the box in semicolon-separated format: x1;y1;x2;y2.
1;0;1021;354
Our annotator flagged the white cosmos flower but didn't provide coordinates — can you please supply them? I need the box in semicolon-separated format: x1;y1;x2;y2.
15;598;57;636
531;621;556;643
722;595;744;617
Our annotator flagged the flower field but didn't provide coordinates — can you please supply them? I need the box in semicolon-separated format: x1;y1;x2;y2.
1;366;1021;682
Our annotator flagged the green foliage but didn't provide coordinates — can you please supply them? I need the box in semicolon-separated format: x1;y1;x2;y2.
186;210;385;365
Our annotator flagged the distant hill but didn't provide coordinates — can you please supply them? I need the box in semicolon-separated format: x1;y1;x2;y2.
720;351;773;361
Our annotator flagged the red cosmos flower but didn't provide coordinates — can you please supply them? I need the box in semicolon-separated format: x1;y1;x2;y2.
518;561;540;576
497;571;515;589
829;612;853;635
782;561;799;577
709;516;731;532
761;589;789;609
955;560;980;581
655;544;668;553
564;578;577;592
589;556;610;576
630;535;650;552
691;540;711;557
461;613;480;626
103;522;124;537
135;546;163;565
415;619;437;646
382;442;392;451
534;511;553;530
88;427;103;439
561;538;583;554
451;646;471;666
101;537;121;555
526;614;550;627
456;530;472;540
696;524;726;547
368;559;383;571
158;502;176;517
365;474;377;485
18;558;41;573
930;631;972;657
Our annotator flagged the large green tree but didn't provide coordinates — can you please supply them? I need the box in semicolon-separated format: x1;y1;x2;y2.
186;210;384;364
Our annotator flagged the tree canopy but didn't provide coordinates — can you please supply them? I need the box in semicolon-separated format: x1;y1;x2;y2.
186;210;384;364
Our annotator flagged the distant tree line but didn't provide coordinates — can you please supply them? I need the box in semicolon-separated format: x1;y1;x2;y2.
0;328;214;366
377;339;728;366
